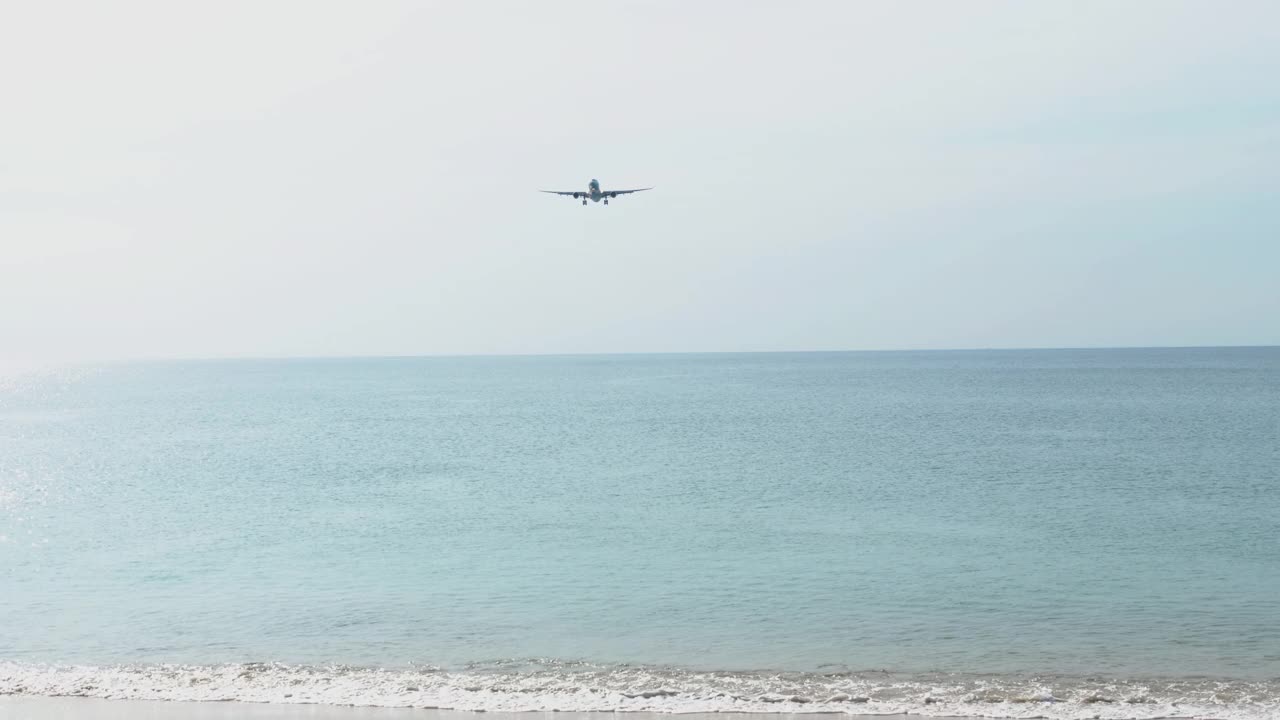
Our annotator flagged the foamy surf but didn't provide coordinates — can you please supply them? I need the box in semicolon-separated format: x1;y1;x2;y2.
2;661;1277;720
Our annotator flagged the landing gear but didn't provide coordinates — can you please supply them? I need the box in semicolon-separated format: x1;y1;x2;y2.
603;198;609;205
582;199;587;206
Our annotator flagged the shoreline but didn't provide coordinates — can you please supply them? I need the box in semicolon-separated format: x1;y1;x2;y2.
0;698;983;720
0;695;1232;720
2;662;1270;720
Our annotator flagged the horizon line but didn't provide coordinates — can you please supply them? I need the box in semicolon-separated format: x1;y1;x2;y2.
93;342;1280;366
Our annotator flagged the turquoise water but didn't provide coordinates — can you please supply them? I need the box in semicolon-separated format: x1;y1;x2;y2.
2;349;1278;718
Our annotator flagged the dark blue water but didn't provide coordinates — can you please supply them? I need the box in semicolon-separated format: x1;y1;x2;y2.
2;348;1278;717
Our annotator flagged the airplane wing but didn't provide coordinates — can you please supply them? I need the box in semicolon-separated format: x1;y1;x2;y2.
605;188;653;195
540;190;582;196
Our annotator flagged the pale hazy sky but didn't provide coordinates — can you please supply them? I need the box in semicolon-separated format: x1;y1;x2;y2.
3;1;1278;364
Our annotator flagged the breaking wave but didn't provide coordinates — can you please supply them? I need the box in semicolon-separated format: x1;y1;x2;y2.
2;660;1279;719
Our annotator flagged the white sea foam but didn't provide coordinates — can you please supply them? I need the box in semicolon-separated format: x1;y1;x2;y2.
2;661;1277;720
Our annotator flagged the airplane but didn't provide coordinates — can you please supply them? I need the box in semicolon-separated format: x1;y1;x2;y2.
540;179;653;206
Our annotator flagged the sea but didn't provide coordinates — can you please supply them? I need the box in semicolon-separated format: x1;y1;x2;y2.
2;348;1278;719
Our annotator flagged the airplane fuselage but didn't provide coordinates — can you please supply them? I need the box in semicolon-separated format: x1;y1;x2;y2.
583;179;608;203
